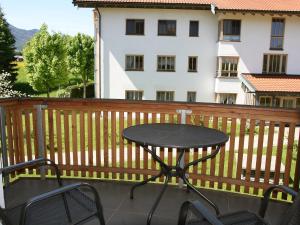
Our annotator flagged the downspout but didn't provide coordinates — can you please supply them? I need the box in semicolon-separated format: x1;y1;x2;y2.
95;8;102;99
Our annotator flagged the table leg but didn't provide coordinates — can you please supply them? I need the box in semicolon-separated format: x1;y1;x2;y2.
130;171;163;199
181;175;220;215
147;175;170;225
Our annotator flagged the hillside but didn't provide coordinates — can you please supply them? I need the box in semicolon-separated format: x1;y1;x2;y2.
9;24;39;51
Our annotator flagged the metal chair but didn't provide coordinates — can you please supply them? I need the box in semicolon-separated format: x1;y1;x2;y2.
178;185;299;225
0;158;105;225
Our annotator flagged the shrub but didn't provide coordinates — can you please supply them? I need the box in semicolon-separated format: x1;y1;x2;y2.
56;89;70;98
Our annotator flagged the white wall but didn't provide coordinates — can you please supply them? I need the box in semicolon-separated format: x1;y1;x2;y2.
98;8;218;102
96;8;300;104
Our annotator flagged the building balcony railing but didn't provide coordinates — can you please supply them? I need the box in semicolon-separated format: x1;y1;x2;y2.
0;98;299;202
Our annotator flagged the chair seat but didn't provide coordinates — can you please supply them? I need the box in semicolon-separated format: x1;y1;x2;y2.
4;188;98;225
188;211;268;225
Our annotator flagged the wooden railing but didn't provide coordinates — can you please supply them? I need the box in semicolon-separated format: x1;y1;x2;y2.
1;98;300;199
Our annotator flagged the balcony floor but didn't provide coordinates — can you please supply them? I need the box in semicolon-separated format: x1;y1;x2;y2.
5;178;291;225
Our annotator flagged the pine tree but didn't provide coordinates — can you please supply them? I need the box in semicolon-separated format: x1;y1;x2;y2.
0;7;17;82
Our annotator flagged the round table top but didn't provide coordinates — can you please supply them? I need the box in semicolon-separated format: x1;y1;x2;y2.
123;123;229;149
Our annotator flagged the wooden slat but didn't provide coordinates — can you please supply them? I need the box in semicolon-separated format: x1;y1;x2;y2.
32;110;39;160
135;112;141;180
126;112;133;180
200;116;209;187
80;111;86;177
87;111;93;177
273;122;285;198
103;111;109;178
294;131;300;192
209;116;218;188
12;110;20;164
226;118;236;190
191;115;200;185
42;110;46;157
253;120;265;194
95;111;101;178
64;111;71;176
6;110;14;172
119;112;125;179
111;111;117;179
56;110;63;169
264;121;275;191
24;110;32;164
244;119;256;193
48;109;55;174
159;113;166;182
151;113;157;172
143;113;149;180
235;118;246;192
72;111;78;177
217;117;227;189
282;123;295;199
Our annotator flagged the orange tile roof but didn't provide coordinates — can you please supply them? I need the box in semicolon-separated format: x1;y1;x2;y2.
241;74;300;93
74;0;300;13
216;0;300;12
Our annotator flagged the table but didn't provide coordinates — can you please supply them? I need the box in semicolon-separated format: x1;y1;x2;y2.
123;123;229;225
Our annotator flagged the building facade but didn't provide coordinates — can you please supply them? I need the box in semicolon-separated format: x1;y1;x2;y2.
75;0;300;107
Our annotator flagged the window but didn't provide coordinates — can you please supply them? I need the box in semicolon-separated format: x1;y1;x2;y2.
270;18;285;50
218;94;236;104
282;98;295;108
187;92;196;102
296;98;300;109
263;54;287;74
259;96;272;107
125;90;143;100
188;56;197;72
157;56;175;72
158;20;176;36
217;57;239;77
219;20;241;41
156;91;174;101
126;19;144;35
125;55;144;71
189;21;199;37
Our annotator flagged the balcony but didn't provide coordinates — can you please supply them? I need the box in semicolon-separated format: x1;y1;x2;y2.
0;98;299;224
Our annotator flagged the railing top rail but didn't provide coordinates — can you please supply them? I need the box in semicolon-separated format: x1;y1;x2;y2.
1;98;300;123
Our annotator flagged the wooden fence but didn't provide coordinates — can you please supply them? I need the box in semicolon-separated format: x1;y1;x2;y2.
1;98;300;199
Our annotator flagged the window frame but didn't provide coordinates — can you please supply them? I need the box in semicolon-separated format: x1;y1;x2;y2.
156;91;175;101
157;55;176;72
219;19;241;42
125;90;144;100
187;91;197;102
158;20;177;36
259;96;272;107
126;19;145;35
217;93;237;104
125;55;144;71
270;18;285;50
217;56;239;77
189;20;199;37
262;54;287;74
188;56;198;72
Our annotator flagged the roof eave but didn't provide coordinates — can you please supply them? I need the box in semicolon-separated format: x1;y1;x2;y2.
73;1;212;9
217;9;300;15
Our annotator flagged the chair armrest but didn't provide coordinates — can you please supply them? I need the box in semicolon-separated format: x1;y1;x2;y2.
259;185;298;218
178;201;223;225
20;183;105;225
0;158;62;186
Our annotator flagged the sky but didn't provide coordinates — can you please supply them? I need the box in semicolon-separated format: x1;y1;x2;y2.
1;0;94;36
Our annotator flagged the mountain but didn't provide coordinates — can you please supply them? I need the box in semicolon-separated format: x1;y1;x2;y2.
9;24;39;51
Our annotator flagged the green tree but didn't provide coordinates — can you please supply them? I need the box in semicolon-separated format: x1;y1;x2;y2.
67;33;94;98
23;24;68;97
0;7;17;82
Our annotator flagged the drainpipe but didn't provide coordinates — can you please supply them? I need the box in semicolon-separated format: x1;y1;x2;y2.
94;8;102;99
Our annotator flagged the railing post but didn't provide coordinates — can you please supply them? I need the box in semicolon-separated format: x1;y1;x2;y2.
176;109;192;188
34;105;47;179
0;107;9;187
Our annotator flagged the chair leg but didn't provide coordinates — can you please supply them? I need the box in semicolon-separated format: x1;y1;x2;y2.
130;171;163;199
146;175;170;225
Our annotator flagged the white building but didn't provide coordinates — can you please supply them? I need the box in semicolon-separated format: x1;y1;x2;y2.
74;0;300;108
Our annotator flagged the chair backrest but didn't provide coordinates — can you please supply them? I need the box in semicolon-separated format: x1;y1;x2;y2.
279;193;300;225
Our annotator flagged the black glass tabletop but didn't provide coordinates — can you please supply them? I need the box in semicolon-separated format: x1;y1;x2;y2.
123;123;229;149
